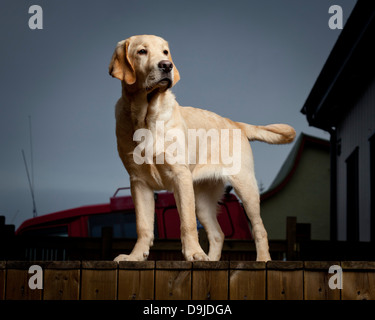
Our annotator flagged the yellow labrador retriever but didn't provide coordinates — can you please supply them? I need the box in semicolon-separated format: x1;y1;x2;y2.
109;35;295;262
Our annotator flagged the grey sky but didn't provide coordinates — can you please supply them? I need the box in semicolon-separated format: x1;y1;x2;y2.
0;0;356;228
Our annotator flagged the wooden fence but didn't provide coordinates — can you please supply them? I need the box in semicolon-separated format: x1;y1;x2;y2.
3;216;375;262
1;260;374;300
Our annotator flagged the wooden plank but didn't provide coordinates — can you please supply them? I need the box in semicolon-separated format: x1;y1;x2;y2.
304;261;341;300
342;261;375;300
81;261;118;300
118;261;155;300
229;261;266;300
267;261;303;270
342;261;375;270
155;261;192;300
192;261;229;300
267;261;303;300
43;261;80;300
5;261;44;300
0;261;5;300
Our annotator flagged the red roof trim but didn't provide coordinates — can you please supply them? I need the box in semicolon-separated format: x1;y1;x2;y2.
16;203;111;234
15;192;175;235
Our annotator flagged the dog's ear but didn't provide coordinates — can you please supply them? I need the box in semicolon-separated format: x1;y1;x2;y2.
168;51;180;87
109;39;136;85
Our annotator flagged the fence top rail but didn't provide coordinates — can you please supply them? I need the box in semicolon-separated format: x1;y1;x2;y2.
81;261;118;270
267;261;304;270
304;261;341;270
119;261;155;270
230;261;266;270
156;261;192;270
44;261;81;269
341;261;375;270
5;261;49;269
192;261;229;270
2;260;375;270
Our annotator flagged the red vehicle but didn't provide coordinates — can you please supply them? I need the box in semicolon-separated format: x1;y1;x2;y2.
16;187;253;240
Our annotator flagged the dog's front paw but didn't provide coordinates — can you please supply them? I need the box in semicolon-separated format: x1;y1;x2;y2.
186;251;210;262
256;254;271;262
114;252;148;263
114;254;131;263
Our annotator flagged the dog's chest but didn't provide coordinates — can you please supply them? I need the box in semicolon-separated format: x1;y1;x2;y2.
116;128;175;191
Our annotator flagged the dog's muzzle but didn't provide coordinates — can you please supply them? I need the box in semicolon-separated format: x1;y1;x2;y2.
158;60;173;73
158;60;173;89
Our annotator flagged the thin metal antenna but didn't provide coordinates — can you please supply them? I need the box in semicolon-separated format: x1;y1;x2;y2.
22;149;38;217
28;115;34;192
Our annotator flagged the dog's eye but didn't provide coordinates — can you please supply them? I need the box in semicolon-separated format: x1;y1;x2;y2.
138;49;147;55
163;50;169;55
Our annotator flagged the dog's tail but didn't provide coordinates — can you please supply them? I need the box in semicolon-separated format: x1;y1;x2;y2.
238;122;296;144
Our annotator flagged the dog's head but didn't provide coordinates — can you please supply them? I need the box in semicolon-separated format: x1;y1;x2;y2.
109;35;180;93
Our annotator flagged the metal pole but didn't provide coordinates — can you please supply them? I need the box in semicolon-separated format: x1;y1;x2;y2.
22;149;38;217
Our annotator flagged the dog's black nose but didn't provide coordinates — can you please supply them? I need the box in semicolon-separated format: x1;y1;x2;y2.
158;60;173;73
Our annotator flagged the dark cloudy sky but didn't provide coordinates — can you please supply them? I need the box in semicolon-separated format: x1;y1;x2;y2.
0;0;356;228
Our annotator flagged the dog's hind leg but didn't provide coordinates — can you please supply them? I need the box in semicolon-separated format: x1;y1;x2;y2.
230;173;271;262
194;181;225;261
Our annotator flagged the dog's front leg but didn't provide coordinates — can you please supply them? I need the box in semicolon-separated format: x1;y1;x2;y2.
114;181;155;262
172;167;209;261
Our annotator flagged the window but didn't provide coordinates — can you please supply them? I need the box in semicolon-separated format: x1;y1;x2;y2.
88;212;137;238
346;147;359;241
370;134;375;241
162;207;181;239
22;225;68;237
